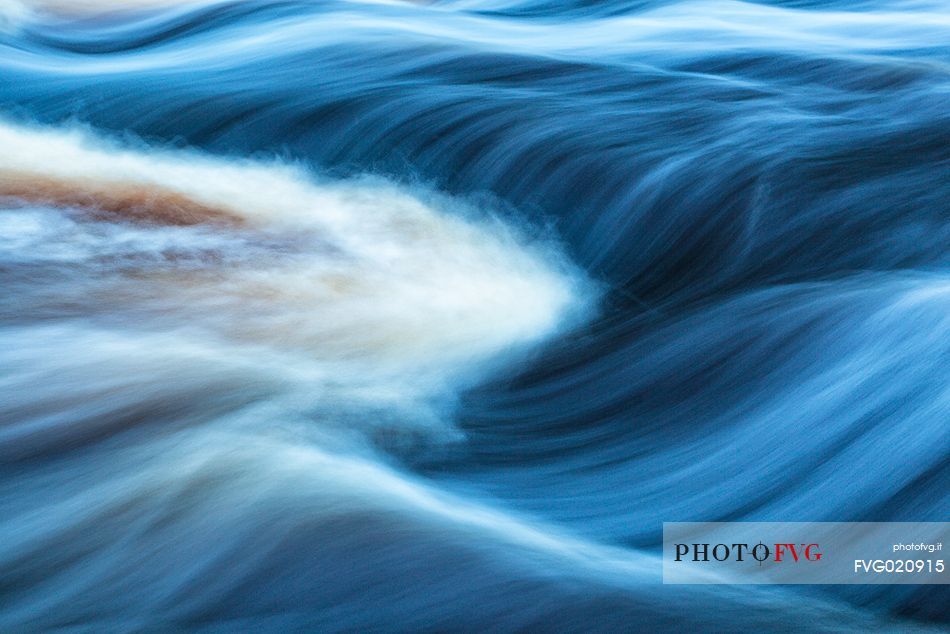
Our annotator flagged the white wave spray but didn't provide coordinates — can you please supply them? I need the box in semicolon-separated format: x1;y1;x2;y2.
0;120;592;425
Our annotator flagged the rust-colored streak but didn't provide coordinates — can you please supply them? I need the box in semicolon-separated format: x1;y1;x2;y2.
0;172;241;226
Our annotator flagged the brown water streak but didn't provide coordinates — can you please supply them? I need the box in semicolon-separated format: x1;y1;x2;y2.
0;171;241;226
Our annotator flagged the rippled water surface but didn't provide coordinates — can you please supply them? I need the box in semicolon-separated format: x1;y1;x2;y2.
1;0;948;630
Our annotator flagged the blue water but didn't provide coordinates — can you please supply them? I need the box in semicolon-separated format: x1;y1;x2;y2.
1;0;948;630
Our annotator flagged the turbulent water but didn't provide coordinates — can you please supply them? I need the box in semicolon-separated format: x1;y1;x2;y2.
1;0;949;631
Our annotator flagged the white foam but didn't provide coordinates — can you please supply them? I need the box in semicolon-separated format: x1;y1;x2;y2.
0;120;593;414
1;0;204;20
0;0;30;29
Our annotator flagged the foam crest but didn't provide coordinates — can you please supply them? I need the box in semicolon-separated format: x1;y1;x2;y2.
0;120;591;406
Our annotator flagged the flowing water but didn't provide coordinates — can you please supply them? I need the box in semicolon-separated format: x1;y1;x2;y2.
0;0;948;630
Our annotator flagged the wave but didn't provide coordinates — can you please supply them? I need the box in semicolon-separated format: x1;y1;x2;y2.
1;0;948;631
0;119;589;382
